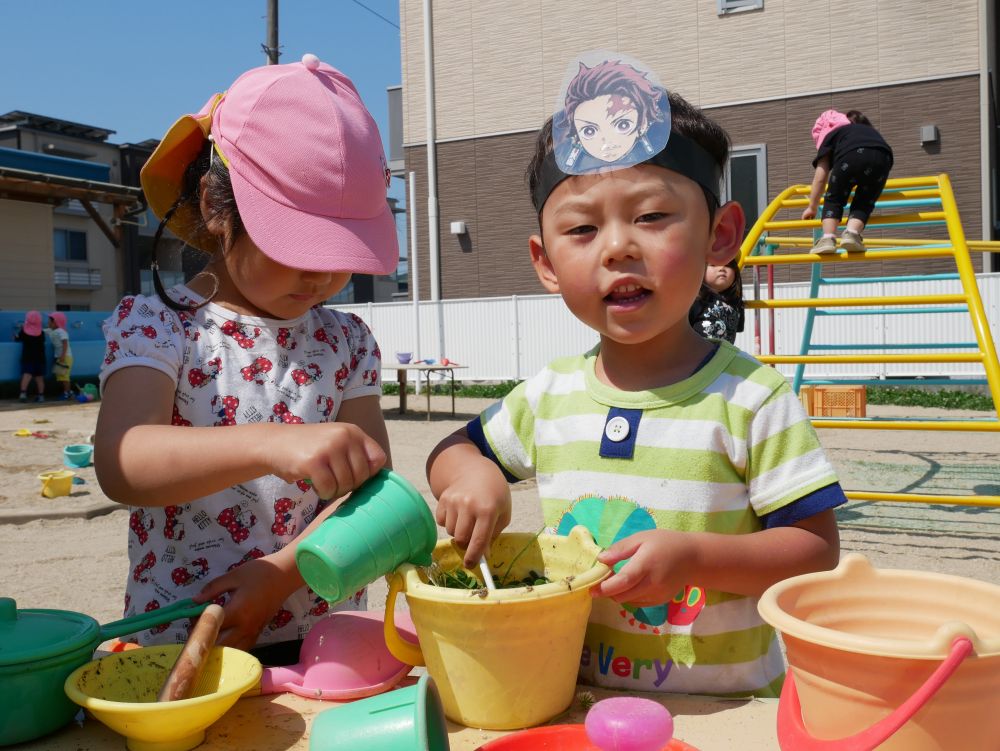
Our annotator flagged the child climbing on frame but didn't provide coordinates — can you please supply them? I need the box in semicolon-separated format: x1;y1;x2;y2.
802;109;893;254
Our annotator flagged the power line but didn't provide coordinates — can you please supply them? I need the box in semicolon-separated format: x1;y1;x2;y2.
349;0;399;30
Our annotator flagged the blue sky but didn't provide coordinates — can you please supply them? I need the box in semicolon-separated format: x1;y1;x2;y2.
3;0;407;269
2;1;406;221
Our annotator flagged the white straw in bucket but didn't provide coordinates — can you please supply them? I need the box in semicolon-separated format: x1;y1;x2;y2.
479;556;497;590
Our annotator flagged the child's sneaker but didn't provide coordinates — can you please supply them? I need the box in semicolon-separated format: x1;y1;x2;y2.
840;230;866;252
35;395;45;403
810;236;837;254
58;393;70;400
19;392;27;402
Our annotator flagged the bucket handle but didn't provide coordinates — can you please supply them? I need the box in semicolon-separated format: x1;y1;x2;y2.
777;636;974;751
383;572;425;666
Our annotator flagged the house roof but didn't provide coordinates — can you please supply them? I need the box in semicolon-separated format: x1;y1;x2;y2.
0;111;115;142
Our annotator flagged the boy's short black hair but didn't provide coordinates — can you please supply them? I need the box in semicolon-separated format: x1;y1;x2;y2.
526;91;731;222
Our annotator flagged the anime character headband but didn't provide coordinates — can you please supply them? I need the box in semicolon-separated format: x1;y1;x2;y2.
532;51;722;213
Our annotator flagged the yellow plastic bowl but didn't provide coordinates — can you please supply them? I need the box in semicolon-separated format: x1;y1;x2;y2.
64;645;262;751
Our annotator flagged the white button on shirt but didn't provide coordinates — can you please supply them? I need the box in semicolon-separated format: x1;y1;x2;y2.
605;416;630;442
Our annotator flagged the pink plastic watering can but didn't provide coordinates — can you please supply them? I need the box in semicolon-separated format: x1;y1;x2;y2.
251;610;418;701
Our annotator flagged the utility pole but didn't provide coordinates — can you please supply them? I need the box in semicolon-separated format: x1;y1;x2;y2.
265;0;279;65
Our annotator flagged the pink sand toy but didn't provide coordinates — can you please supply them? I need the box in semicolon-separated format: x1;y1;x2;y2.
257;610;418;700
585;697;674;751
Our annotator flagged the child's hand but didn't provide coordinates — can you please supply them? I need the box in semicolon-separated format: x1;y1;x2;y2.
195;556;292;651
591;530;698;606
435;476;512;567
801;206;817;221
267;422;386;500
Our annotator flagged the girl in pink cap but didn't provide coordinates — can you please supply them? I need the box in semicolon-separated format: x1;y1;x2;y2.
802;109;893;254
96;54;401;663
15;310;46;402
47;311;74;399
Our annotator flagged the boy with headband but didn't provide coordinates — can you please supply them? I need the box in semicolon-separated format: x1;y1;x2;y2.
426;52;845;696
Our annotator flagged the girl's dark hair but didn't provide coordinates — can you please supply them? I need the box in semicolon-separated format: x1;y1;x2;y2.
527;91;730;223
150;142;245;311
845;110;871;126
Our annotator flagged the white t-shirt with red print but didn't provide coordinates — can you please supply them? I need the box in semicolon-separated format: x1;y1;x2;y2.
100;285;383;647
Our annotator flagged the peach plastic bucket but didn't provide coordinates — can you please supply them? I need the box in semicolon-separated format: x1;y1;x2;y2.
758;554;1000;750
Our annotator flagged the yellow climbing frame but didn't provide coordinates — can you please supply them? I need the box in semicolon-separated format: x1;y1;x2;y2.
739;173;1000;508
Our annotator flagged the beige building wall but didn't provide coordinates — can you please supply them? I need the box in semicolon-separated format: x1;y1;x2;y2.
400;0;983;144
7;130;125;309
0;199;55;309
51;209;122;310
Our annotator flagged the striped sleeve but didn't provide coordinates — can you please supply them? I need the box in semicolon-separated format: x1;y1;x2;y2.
475;379;537;481
746;380;839;515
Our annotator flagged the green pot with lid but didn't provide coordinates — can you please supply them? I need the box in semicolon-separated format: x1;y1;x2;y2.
0;596;208;745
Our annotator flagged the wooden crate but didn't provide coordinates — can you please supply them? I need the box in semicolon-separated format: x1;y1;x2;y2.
812;385;867;418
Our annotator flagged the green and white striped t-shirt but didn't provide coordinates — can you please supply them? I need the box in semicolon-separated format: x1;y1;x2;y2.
471;341;839;697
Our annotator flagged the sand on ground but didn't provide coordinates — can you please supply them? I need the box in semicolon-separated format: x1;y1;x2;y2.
1;396;998;627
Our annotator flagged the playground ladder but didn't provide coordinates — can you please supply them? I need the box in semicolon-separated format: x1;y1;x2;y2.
740;174;1000;508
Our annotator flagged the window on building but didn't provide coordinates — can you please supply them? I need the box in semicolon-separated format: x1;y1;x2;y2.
53;229;88;262
722;145;767;239
717;0;763;15
56;304;91;311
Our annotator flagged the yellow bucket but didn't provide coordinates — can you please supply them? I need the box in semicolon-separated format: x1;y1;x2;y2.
759;554;1000;751
38;470;76;498
383;526;609;730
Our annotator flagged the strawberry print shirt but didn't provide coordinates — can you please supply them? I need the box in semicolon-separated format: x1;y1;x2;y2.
100;285;383;646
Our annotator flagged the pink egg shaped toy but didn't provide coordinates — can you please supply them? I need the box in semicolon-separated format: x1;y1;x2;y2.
585;697;674;751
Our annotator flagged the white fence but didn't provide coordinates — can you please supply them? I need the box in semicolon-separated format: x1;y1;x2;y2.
339;273;1000;385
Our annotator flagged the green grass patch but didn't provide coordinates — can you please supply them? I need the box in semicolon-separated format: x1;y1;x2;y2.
866;386;996;411
383;380;520;399
380;379;997;412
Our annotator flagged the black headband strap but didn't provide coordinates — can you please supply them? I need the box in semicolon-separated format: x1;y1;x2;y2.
532;131;722;213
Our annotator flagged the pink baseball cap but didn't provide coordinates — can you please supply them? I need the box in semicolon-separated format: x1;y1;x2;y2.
141;54;398;275
811;109;850;149
23;310;42;336
48;312;67;330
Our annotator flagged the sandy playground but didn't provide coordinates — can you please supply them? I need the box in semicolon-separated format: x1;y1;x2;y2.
0;395;998;628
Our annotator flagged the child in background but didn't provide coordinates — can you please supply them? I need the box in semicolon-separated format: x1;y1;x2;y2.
95;54;398;661
689;258;744;344
15;310;46;402
47;312;73;400
427;52;844;697
802;109;893;254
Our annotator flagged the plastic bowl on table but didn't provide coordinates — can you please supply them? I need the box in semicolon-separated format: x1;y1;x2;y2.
396;352;412;364
64;644;262;751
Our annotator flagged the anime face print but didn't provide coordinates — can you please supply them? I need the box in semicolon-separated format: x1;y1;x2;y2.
573;94;641;163
552;50;670;174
